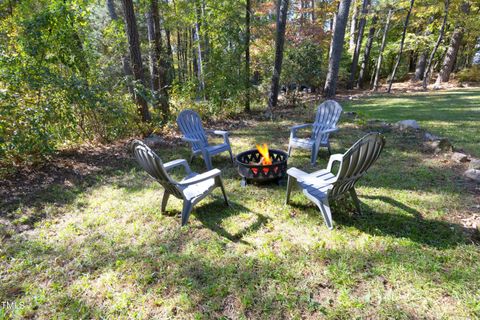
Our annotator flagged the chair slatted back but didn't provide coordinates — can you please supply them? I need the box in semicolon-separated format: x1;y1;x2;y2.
330;133;385;199
132;140;184;199
312;100;343;142
177;110;209;152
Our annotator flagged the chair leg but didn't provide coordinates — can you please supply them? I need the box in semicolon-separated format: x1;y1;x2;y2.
287;145;292;157
205;157;213;170
189;153;195;164
181;201;193;226
311;146;319;166
349;188;362;215
202;151;213;170
327;142;332;155
228;148;234;164
317;199;334;230
161;192;170;213
285;175;294;205
216;177;229;206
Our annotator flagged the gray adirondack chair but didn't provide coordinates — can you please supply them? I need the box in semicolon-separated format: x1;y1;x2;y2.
131;140;229;226
288;100;343;165
177;110;234;170
285;133;385;229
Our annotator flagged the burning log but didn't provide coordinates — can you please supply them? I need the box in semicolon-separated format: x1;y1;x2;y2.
256;143;272;165
249;143;274;174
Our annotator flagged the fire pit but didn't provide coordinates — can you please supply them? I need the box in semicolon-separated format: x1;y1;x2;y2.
235;144;288;187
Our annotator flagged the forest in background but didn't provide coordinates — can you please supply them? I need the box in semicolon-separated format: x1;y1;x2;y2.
0;0;479;170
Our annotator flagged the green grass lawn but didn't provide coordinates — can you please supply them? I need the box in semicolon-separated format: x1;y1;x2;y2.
1;90;479;319
343;88;480;156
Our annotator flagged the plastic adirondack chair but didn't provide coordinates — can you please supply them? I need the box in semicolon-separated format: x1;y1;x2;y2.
285;133;385;229
177;110;234;170
131;140;229;226
288;100;343;165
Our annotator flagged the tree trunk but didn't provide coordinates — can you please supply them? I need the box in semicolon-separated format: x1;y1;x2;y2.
408;51;416;72
357;15;376;88
107;0;118;20
300;0;305;28
347;0;369;89
188;29;193;80
349;0;357;52
323;0;352;98
311;0;315;21
267;0;289;115
436;0;471;80
193;4;205;96
145;11;159;92
422;0;449;89
245;0;251;112
200;0;210;62
160;0;175;85
372;8;392;91
176;30;183;81
415;51;427;80
386;0;414;93
121;0;151;122
328;3;339;61
414;19;434;81
165;28;175;84
107;0;135;97
121;56;135;97
435;27;463;85
150;0;169;119
192;29;198;78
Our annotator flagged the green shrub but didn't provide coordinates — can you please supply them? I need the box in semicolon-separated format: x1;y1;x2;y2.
457;66;480;82
0;1;141;169
282;40;325;92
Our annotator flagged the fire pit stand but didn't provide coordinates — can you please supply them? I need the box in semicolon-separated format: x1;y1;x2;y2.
235;149;288;187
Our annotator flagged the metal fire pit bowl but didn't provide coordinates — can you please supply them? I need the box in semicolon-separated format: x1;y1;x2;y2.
235;149;288;187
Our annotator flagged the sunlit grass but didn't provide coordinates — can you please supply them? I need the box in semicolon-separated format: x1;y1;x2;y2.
344;88;480;156
1;90;479;319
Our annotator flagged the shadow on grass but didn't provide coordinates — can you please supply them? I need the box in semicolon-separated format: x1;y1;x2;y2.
339;195;471;249
193;200;270;245
288;192;472;249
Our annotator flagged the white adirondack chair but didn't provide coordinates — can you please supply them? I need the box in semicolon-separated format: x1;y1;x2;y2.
285;133;385;229
177;110;234;170
132;140;229;226
288;100;343;165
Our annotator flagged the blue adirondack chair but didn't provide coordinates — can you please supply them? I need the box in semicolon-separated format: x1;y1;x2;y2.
288;100;343;165
177;110;234;170
131;140;229;226
285;133;385;229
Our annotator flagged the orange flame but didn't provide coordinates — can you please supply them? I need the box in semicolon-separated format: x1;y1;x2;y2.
256;143;272;165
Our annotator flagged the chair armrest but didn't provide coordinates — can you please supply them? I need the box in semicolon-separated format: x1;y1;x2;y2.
290;123;312;139
177;169;222;186
206;129;229;136
287;167;311;182
290;123;312;132
182;136;201;143
314;127;340;145
206;130;230;144
326;153;343;172
319;127;339;134
164;159;192;175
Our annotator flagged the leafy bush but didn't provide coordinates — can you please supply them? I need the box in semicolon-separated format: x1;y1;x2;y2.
457;66;480;82
0;0;140;168
282;40;325;92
